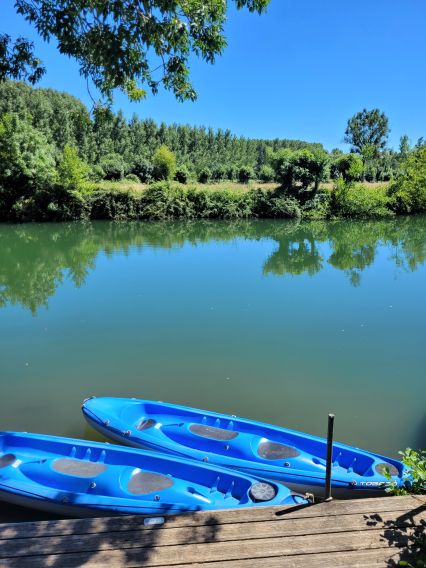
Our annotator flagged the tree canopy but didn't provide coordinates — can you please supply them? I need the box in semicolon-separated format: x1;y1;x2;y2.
2;0;270;101
344;108;389;155
0;34;45;84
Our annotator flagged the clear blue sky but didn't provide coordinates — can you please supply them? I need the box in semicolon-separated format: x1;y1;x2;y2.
2;0;425;150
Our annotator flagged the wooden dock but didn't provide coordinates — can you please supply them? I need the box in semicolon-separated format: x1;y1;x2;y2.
0;495;424;567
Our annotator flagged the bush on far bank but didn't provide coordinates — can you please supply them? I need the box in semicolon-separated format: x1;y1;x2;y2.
387;146;426;214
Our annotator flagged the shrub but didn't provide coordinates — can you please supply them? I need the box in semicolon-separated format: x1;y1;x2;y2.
175;165;190;184
191;188;252;218
100;154;125;180
198;168;211;184
124;173;141;183
152;145;176;181
238;165;255;184
212;165;226;181
332;179;393;218
89;189;141;220
44;187;91;221
141;182;194;219
259;164;275;183
251;189;301;218
132;158;153;182
334;153;364;182
301;191;332;219
89;190;132;220
89;164;106;181
385;448;426;496
226;166;237;181
387;147;426;214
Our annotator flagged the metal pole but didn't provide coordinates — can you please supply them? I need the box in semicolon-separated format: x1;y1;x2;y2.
324;413;335;502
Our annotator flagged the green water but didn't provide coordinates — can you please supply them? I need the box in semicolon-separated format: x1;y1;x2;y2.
0;217;425;462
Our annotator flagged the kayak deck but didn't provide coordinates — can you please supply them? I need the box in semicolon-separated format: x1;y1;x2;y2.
0;432;305;516
82;398;406;493
1;494;424;567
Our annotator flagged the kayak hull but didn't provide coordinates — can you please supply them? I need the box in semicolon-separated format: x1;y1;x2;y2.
82;397;408;498
0;431;308;517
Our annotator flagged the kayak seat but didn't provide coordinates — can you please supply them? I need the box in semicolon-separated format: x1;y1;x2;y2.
0;454;16;468
189;424;239;441
375;462;399;477
257;441;300;460
52;459;108;478
137;419;157;431
128;471;174;495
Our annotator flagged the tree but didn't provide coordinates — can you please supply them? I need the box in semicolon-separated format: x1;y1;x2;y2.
344;109;389;155
0;112;57;219
334;154;364;183
0;34;44;84
175;165;190;184
238;165;255;183
100;154;126;181
198;168;211;184
6;1;270;102
57;145;90;191
259;164;275;182
212;165;226;181
399;135;411;159
271;148;329;198
153;145;176;181
132;158;154;183
0;112;56;191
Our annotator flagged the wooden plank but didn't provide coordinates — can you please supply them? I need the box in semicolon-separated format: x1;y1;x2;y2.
0;495;423;541
1;508;424;559
0;527;416;568
167;548;407;568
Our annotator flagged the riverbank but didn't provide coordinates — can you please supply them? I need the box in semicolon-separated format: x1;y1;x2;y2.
0;179;406;223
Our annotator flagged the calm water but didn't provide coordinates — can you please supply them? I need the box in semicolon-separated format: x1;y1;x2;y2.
1;217;425;464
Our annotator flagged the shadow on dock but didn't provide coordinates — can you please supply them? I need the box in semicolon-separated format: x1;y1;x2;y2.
0;506;224;567
364;499;426;567
1;496;425;567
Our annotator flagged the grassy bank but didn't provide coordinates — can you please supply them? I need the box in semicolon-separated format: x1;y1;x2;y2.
0;177;417;223
2;179;401;223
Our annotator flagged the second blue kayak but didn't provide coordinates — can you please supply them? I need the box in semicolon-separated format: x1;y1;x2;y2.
82;397;408;497
0;431;307;517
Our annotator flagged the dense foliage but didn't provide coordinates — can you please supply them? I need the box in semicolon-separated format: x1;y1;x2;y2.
0;80;325;181
388;147;426;214
4;0;270;102
0;81;425;222
0;34;45;84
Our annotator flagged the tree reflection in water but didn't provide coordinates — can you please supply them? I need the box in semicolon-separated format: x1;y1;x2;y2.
0;216;425;313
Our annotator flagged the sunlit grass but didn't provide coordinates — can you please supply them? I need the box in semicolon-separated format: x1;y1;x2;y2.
94;179;389;194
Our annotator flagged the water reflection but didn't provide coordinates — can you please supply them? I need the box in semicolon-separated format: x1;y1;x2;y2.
1;216;425;313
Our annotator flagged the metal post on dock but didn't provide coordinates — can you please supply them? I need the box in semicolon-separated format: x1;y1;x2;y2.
324;413;334;502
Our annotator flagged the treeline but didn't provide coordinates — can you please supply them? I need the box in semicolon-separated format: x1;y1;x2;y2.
0;80;425;222
0;81;323;181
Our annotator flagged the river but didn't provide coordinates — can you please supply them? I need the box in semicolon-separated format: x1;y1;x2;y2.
0;217;425;517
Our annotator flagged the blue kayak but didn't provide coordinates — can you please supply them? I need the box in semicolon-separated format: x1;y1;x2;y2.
82;397;408;497
0;431;308;517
